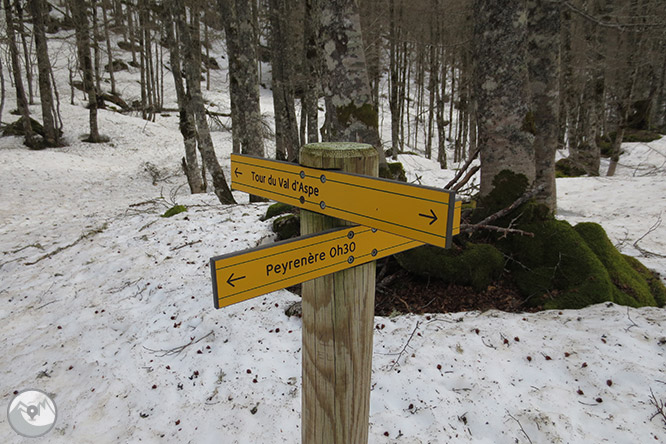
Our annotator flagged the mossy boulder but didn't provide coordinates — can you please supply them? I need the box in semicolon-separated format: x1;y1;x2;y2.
502;219;613;309
262;202;296;221
575;222;663;307
500;219;665;309
395;242;504;291
272;214;300;240
622;255;666;307
556;158;587;178
382;162;407;182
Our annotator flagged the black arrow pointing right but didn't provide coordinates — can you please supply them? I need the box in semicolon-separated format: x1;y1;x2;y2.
418;209;438;225
227;273;246;287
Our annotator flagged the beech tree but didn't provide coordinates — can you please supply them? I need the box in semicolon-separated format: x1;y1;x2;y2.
29;0;62;147
473;0;535;197
219;0;265;158
72;0;103;142
3;0;36;148
168;0;236;205
319;0;387;168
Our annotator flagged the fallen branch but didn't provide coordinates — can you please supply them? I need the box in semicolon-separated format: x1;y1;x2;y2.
389;321;420;371
144;330;215;357
460;223;534;237
507;411;533;444
452;165;480;192
649;388;666;425
633;214;665;258
25;223;108;266
445;147;480;190
172;240;202;251
460;184;545;235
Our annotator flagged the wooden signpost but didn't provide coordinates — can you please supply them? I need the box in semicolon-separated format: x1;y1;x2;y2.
209;142;461;444
211;225;422;308
230;153;459;248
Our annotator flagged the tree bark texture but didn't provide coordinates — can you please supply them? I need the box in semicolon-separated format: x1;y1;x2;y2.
29;0;60;146
163;5;205;194
72;0;102;142
319;0;387;168
269;0;299;161
219;0;265;158
171;0;236;204
473;0;535;197
528;0;560;212
4;0;36;148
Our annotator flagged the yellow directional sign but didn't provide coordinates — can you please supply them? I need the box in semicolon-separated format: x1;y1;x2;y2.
231;154;459;248
211;226;422;308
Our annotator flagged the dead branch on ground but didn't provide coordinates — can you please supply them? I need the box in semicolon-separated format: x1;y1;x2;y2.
25;223;108;266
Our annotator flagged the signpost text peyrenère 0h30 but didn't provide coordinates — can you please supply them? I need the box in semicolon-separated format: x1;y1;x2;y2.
210;154;462;308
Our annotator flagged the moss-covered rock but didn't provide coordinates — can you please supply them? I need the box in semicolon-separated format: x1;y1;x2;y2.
502;219;614;309
556;158;587;178
272;214;300;240
395;242;504;291
499;219;665;309
383;162;407;182
162;204;187;218
622;255;666;307
262;202;296;221
574;222;658;307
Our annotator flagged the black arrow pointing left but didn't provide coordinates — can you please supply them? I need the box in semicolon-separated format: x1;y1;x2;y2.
234;167;242;178
227;273;246;287
418;209;438;225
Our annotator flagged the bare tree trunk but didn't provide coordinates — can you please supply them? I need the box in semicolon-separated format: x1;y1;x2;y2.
4;0;36;148
528;0;560;212
219;0;265;158
436;48;448;168
474;0;535;197
102;0;116;95
91;0;103;94
388;0;401;160
72;0;102;142
303;0;321;144
163;6;205;194
269;0;299;161
29;0;60;146
173;0;235;204
319;0;387;170
127;0;137;65
0;54;5;125
15;0;34;105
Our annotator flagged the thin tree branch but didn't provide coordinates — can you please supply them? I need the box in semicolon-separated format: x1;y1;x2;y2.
460;185;545;235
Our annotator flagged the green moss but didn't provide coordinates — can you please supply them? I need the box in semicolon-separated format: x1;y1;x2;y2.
556;158;587;178
622;255;666;307
262;202;296;221
502;220;613;309
395;242;504;291
336;103;378;129
161;204;187;218
272;214;300;240
481;170;529;214
383;162;407;182
574;222;657;307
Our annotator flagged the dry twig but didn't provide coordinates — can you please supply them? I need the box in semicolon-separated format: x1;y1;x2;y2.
144;330;215;357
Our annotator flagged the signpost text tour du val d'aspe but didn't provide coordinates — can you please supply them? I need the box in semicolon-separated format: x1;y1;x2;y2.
210;152;462;308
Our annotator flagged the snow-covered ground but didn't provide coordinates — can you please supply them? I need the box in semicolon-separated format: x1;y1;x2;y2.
1;26;666;444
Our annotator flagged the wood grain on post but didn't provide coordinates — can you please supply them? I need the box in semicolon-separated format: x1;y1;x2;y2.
300;142;378;444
